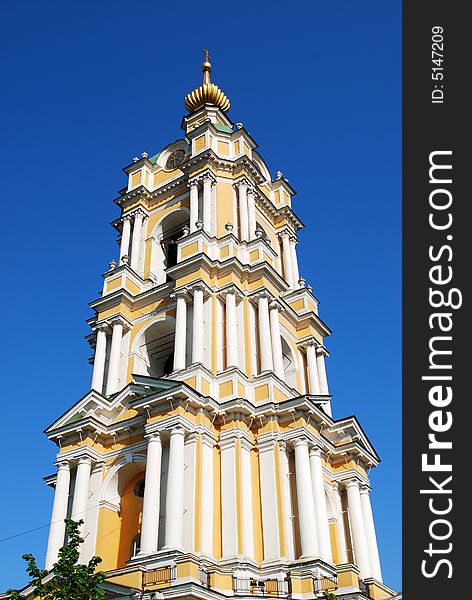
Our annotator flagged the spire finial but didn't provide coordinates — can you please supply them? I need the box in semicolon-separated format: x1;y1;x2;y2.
184;51;230;114
202;49;212;85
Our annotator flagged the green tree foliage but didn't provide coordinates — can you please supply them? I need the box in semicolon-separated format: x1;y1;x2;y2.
7;519;106;599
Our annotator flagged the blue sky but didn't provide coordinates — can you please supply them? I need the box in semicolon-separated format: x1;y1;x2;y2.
0;0;401;592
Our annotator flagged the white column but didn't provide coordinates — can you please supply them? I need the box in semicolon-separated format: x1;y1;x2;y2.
220;434;238;558
200;434;214;556
225;290;238;369
345;479;371;580
139;434;162;556
71;457;92;535
238;181;249;241
119;215;132;264
309;447;332;562
316;346;330;395
189;180;199;232
130;210;145;272
173;292;188;371
232;185;239;237
81;462;103;565
105;318;124;396
203;175;212;234
332;482;348;564
45;461;70;570
269;302;284;380
279;442;295;560
164;427;185;549
281;232;294;288
290;236;300;287
192;286;204;364
258;439;281;561
247;187;257;241
91;324;108;393
306;342;321;395
293;438;318;558
258;294;273;373
240;438;254;559
360;485;383;581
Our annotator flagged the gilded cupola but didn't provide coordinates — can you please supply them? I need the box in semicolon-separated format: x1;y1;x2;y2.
184;50;230;114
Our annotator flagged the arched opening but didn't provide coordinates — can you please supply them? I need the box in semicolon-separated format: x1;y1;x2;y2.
134;318;176;378
130;533;141;559
281;338;297;389
256;222;271;245
150;209;190;284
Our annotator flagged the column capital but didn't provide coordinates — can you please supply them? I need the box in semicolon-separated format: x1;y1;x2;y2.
219;284;244;302
360;483;372;495
251;289;275;304
170;288;190;302
55;460;70;471
345;478;362;490
309;445;324;459
146;432;162;443
200;431;217;448
76;456;92;467
187;280;212;298
200;171;216;185
169;425;186;438
269;299;285;314
94;321;111;334
316;345;329;357
277;228;295;240
121;213;133;223
129;207;148;220
298;336;318;351
292;436;310;449
109;315;132;331
187;178;200;189
233;177;250;190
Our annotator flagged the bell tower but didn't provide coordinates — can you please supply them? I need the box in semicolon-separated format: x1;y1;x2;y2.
42;53;396;600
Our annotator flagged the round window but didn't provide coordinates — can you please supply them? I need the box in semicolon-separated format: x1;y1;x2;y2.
165;149;186;170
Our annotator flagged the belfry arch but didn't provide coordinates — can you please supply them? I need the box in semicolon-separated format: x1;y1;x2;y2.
149;208;190;284
132;316;176;378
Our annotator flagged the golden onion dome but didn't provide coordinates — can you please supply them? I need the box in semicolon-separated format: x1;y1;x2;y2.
184;50;230;114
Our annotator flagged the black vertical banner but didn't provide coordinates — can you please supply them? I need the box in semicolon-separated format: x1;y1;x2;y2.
403;2;467;599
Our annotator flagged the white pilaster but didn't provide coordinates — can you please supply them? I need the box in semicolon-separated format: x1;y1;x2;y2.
309;447;332;562
45;461;70;570
119;215;132;264
91;323;109;393
240;438;254;559
220;434;238;558
200;434;214;556
258;294;273;373
139;434;162;556
164;427;185;549
332;481;348;564
345;479;371;580
306;341;321;395
105;318;124;396
279;441;295;560
360;485;383;581
130;210;145;272
203;175;212;235
281;232;294;288
183;432;197;551
81;461;103;565
189;180;199;232
258;438;281;561
191;286;204;365
316;346;330;395
247;187;257;241
71;457;92;538
172;291;188;371
224;290;239;369
290;236;300;287
238;181;249;242
293;438;318;558
269;302;284;380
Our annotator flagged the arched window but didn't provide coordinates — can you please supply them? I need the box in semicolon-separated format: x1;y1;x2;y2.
133;318;176;378
150;210;190;284
281;338;297;389
130;534;141;558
